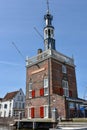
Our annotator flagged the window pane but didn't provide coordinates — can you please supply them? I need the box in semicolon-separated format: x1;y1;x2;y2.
44;78;48;88
29;83;32;91
4;104;7;109
44;88;48;96
62;80;68;88
63;88;69;97
29;92;32;98
62;80;69;97
44;106;48;118
62;65;67;73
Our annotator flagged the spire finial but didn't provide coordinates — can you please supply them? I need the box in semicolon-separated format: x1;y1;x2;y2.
47;0;50;13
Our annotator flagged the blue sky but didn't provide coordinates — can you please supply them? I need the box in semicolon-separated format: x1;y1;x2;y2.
0;0;87;99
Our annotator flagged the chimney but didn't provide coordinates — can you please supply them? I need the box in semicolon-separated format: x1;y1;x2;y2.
37;49;42;54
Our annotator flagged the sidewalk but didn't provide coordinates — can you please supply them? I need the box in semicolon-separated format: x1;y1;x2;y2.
50;122;87;130
50;127;87;130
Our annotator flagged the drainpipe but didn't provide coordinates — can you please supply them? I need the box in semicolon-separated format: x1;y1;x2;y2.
48;57;51;118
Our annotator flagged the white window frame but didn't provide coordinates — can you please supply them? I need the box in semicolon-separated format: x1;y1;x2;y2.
44;88;49;96
62;65;67;74
29;82;32;98
29;83;32;91
28;107;31;119
62;80;69;97
44;78;48;88
44;78;48;96
44;105;49;118
29;91;32;99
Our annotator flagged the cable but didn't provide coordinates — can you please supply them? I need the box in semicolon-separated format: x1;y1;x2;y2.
12;42;25;60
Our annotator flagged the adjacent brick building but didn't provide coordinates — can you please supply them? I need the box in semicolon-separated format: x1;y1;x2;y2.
25;4;87;120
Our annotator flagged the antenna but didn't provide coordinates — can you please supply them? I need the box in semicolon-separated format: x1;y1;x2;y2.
47;0;49;12
34;27;44;40
12;42;25;60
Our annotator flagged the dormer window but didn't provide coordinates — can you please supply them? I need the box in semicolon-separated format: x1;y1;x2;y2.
62;65;67;74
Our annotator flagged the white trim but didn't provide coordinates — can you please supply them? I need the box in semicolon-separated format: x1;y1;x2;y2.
44;105;49;118
28;107;31;119
62;80;69;97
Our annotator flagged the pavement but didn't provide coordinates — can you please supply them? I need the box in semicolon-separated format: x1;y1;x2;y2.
50;127;87;130
50;122;87;130
56;127;87;130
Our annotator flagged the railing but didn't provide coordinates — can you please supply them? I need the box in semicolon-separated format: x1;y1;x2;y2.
52;49;74;66
26;49;51;66
26;49;74;67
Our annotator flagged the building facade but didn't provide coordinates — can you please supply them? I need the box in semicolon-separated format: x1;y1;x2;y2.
25;4;87;119
0;88;25;118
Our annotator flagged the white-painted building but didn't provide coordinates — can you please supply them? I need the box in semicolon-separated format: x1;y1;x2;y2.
0;88;25;118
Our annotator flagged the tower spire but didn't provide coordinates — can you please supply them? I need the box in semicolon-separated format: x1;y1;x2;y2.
47;0;50;13
44;0;56;50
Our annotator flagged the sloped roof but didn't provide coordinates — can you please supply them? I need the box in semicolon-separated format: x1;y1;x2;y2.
3;91;19;101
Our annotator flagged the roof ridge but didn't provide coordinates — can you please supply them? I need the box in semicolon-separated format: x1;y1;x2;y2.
3;90;19;101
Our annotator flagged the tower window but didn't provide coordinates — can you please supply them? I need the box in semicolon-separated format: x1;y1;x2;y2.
51;30;53;34
44;30;48;39
62;65;67;74
48;29;51;37
62;80;69;97
51;29;54;38
45;30;47;35
44;29;48;39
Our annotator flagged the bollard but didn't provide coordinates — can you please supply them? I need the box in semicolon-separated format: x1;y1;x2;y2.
17;121;21;129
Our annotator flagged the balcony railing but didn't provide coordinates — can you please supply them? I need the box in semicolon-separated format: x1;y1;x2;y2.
26;49;74;67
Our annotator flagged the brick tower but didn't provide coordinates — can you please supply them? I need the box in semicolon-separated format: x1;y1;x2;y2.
25;1;78;119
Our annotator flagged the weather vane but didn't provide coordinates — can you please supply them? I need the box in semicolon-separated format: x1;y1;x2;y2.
47;0;50;13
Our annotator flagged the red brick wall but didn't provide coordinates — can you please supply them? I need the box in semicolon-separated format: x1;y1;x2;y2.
51;59;78;98
50;94;66;118
67;65;78;98
25;56;78;119
26;60;50;118
26;60;49;99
